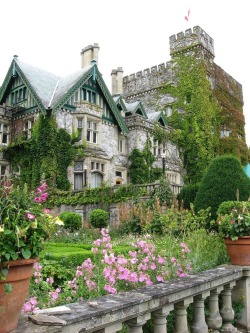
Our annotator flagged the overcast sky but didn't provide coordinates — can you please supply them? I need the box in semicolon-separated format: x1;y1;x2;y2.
1;0;249;147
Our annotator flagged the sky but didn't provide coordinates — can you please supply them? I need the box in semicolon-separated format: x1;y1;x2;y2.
1;0;249;147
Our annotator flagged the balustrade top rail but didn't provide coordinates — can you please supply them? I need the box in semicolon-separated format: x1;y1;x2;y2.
14;265;250;333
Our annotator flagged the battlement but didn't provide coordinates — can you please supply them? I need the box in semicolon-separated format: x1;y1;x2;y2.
123;61;173;97
169;26;214;57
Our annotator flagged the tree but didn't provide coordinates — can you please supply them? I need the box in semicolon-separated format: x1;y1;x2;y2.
194;155;250;220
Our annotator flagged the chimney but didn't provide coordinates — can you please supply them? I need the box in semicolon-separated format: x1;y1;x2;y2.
111;67;123;95
81;43;99;68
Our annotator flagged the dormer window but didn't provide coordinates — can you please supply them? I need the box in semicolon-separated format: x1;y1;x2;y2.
82;88;97;104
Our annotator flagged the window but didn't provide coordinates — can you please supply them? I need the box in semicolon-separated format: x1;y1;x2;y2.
91;172;103;188
153;140;163;157
82;88;97;104
73;161;87;190
91;161;105;172
220;124;231;138
116;171;122;177
118;139;123;153
0;124;8;145
77;118;83;140
0;165;7;180
23;119;33;139
11;87;27;105
87;120;98;143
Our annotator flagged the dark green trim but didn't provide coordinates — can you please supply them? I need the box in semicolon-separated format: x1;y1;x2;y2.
0;59;47;114
102;115;115;124
62;104;77;111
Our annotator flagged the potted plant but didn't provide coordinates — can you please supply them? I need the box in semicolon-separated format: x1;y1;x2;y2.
0;180;63;333
217;201;250;265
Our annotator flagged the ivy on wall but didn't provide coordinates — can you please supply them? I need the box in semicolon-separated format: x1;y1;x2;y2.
3;111;85;190
128;139;162;184
160;55;221;183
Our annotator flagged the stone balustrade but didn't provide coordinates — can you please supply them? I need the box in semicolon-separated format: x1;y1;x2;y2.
14;265;250;333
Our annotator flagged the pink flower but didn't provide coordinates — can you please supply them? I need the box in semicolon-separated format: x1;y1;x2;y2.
104;284;117;294
41;193;48;201
34;197;41;203
39;182;47;191
156;275;164;282
157;256;166;264
150;262;156;270
26;212;35;220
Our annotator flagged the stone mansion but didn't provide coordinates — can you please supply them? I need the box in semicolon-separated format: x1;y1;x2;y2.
0;26;248;192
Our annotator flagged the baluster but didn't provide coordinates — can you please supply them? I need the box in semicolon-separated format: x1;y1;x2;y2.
190;292;209;333
232;267;250;332
206;287;223;333
220;282;237;333
126;313;151;333
174;297;192;333
95;322;123;333
152;304;174;333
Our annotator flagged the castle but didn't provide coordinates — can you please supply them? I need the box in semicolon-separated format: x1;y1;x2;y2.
0;26;248;192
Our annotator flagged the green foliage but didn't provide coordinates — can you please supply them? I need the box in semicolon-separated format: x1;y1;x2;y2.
89;209;109;229
217;201;250;215
148;178;172;207
177;183;200;209
165;55;221;182
128;149;149;184
156;205;214;237
194;155;250;220
185;229;229;271
3;112;84;190
47;184;147;208
0;181;62;264
152;123;168;144
58;212;82;232
128;139;161;184
218;201;250;240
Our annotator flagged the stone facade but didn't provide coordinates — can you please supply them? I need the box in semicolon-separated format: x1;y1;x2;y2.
1;25;247;190
0;39;183;191
120;26;248;163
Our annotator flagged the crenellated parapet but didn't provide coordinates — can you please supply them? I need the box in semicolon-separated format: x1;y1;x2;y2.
169;26;214;58
123;61;174;97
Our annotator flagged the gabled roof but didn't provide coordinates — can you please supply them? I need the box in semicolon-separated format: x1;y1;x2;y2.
147;111;167;126
0;57;128;134
113;95;127;112
124;100;148;118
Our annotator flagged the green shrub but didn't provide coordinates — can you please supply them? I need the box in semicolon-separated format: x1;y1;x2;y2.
59;211;82;231
194;156;250;220
217;201;250;216
89;209;109;229
177;183;200;209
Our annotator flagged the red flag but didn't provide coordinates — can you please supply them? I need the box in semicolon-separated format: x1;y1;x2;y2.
185;9;190;21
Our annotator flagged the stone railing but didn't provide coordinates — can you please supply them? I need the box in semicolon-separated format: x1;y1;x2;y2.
15;265;250;333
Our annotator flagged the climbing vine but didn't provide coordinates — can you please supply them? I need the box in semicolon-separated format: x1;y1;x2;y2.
159;55;221;182
3;111;85;190
128;139;162;184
